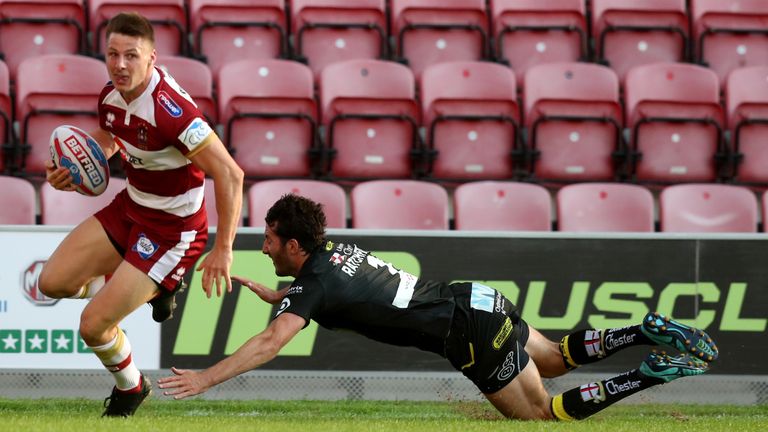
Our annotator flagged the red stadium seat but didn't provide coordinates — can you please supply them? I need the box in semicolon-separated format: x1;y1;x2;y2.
40;177;126;225
248;179;347;228
292;0;387;78
319;59;421;179
591;0;689;80
0;175;36;224
188;0;287;77
351;180;448;229
557;182;655;232
218;59;318;178
660;183;758;232
691;0;768;85
391;0;489;77
725;66;768;184
89;0;187;56
15;54;108;175
0;0;86;80
0;60;11;173
156;56;217;125
420;61;520;180
203;178;243;228
490;0;586;83
624;63;725;183
454;181;551;231
523;62;623;182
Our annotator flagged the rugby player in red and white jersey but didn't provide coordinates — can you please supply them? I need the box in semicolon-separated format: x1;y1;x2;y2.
39;12;244;417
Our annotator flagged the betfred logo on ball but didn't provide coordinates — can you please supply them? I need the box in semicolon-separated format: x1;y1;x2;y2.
50;125;109;196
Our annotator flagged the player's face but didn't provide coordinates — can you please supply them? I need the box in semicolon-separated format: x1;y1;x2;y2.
105;33;156;103
263;226;293;277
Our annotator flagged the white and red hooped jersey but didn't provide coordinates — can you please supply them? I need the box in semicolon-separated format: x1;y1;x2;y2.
98;66;214;226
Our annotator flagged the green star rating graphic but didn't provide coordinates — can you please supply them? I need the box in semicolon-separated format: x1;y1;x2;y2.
0;329;22;353
51;330;74;353
0;329;91;354
25;329;48;353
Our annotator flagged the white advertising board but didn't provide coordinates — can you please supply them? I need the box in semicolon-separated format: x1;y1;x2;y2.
0;227;160;369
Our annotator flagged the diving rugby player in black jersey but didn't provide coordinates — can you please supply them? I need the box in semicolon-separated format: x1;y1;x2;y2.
159;194;718;421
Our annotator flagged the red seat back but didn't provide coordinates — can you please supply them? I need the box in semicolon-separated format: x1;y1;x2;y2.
292;0;387;78
591;0;688;80
0;0;86;80
189;0;286;76
351;180;448;229
320;59;420;178
557;182;655;232
725;66;768;183
0;175;36;224
218;59;317;177
421;61;519;179
523;62;622;181
248;179;347;228
490;0;586;83
660;183;758;232
391;0;489;77
454;181;551;231
624;62;724;182
691;0;768;84
16;54;107;175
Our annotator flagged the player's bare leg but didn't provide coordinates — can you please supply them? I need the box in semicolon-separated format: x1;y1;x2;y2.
81;260;158;417
38;216;122;299
485;360;554;420
524;327;570;378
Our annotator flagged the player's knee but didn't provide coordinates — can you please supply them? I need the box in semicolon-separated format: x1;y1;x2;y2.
78;309;111;346
37;264;65;298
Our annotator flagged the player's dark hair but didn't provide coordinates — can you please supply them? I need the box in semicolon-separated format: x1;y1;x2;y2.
105;12;155;46
266;194;327;253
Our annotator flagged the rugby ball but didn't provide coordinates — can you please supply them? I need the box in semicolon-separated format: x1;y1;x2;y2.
49;125;110;196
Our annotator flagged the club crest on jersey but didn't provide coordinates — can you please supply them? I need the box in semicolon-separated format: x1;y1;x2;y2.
329;253;346;265
105;112;115;129
132;233;158;260
158;90;183;118
137;123;148;147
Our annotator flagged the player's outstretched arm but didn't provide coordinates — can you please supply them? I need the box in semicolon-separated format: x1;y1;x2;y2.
190;133;244;298
157;312;305;399
231;276;287;305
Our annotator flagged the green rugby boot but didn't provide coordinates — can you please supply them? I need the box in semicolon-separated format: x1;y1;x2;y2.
640;312;719;362
639;351;709;383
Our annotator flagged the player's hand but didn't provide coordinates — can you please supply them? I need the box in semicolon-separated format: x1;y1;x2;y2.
231;275;281;305
157;367;210;400
196;245;233;298
45;159;77;192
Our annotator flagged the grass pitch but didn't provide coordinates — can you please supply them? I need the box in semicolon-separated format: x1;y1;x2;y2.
1;398;766;432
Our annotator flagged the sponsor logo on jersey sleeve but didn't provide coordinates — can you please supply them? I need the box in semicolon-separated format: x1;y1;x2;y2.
179;117;213;151
158;90;183;118
275;297;291;317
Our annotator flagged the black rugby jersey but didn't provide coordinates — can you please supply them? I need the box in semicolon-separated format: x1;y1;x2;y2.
276;240;456;356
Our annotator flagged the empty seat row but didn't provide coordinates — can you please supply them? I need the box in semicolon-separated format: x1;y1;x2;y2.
175;178;768;233
0;0;766;84
4;174;764;234
3;55;768;186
